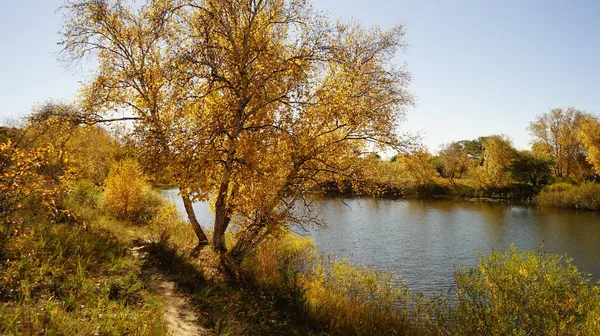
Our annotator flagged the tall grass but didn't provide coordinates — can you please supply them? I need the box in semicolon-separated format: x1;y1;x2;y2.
0;222;168;335
0;176;170;335
12;171;598;335
241;234;449;335
536;182;600;210
240;234;600;335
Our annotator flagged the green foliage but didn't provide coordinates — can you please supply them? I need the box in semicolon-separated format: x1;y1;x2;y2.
63;178;102;223
536;182;600;210
451;246;600;335
457;138;484;157
101;159;164;225
510;150;553;186
69;178;100;207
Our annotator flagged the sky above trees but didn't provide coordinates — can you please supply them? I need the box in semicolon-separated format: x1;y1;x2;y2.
2;0;600;152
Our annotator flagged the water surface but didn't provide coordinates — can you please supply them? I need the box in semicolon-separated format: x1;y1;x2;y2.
161;189;600;296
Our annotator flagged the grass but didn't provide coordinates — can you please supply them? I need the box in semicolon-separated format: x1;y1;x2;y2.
239;234;600;335
143;238;321;335
0;178;170;335
240;233;451;335
0;221;168;335
5;175;600;335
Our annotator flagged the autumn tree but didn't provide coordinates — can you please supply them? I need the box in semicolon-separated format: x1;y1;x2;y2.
60;0;213;245
395;149;436;186
0;138;62;235
434;141;475;188
472;135;516;189
577;115;600;175
27;103;120;184
529;108;586;178
60;0;412;260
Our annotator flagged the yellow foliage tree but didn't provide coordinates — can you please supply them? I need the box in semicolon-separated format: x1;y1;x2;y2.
0;139;62;230
578;116;600;175
60;0;413;260
395;149;436;186
529;108;586;178
27;103;120;184
472;135;516;189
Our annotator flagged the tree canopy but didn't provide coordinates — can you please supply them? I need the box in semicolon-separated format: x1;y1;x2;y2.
60;0;413;259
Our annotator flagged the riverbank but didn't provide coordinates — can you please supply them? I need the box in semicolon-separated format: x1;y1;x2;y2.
323;178;600;210
143;222;600;335
3;181;600;335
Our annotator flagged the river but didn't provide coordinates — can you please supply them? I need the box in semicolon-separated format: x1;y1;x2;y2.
160;189;600;296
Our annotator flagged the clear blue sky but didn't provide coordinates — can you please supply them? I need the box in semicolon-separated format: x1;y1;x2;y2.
2;0;600;152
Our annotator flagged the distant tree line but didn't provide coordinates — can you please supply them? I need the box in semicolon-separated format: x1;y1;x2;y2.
376;108;600;199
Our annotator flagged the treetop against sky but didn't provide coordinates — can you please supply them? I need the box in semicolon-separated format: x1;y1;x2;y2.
1;0;600;152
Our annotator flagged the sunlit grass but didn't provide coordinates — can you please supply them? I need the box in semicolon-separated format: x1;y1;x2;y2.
0;222;168;335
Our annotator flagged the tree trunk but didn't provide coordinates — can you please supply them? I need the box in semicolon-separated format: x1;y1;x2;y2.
213;180;231;252
213;213;230;252
228;220;269;264
181;194;209;246
212;137;238;252
212;102;246;252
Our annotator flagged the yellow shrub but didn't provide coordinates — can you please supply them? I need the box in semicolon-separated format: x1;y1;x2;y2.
148;202;190;244
536;183;600;210
101;159;162;225
242;233;417;335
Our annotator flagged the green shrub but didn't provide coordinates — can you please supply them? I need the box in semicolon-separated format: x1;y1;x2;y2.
69;178;101;207
61;178;102;223
536;182;600;210
450;246;600;335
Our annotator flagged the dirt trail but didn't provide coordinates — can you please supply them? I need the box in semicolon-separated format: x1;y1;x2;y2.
157;279;212;336
131;245;212;336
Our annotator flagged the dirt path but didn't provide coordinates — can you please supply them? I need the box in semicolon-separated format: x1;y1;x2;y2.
131;245;212;336
157;279;212;336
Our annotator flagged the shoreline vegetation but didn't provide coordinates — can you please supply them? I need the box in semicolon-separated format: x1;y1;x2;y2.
2;174;600;335
2;117;600;334
3;0;600;334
